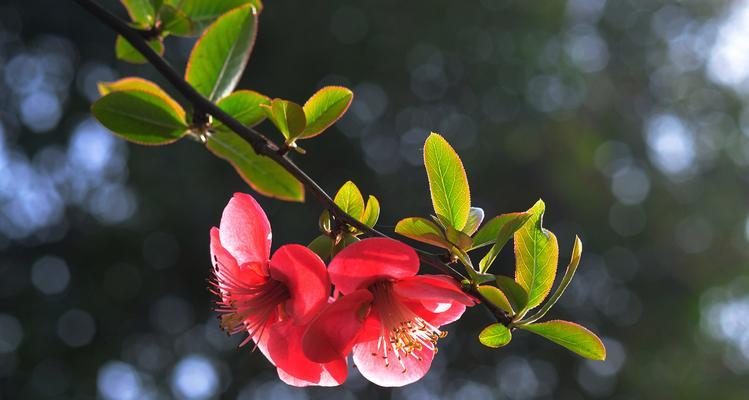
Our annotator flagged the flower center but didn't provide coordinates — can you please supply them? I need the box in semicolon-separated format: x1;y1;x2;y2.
210;256;290;347
369;281;447;373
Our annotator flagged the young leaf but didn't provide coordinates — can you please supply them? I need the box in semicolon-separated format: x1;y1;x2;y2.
477;285;513;314
97;77;184;118
214;90;270;130
120;0;156;27
185;4;257;101
514;200;559;313
92;90;187;145
463;207;484;236
206;129;304;202
261;99;306;141
423;132;470;231
478;323;512;348
521;236;583;324
163;0;263;32
115;35;164;64
495;276;529;314
300;86;353;138
519;320;606;360
395;217;451;250
333;181;365;220
479;212;533;273
445;227;472;251
308;234;333;261
160;5;194;36
361;195;380;228
471;212;530;250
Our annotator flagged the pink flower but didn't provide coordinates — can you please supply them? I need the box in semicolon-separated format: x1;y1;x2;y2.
210;193;346;387
302;238;475;387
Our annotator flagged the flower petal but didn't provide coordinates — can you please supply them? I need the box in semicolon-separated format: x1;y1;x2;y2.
352;338;435;387
329;238;419;294
394;275;475;306
269;244;330;325
262;320;347;386
404;299;467;326
219;193;272;265
210;227;267;288
303;289;373;363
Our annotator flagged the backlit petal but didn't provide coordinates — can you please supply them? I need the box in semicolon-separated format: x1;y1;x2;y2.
329;238;419;294
269;244;330;325
352;338;435;387
219;193;272;265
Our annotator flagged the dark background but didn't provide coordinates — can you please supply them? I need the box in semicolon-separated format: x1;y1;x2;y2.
2;0;749;398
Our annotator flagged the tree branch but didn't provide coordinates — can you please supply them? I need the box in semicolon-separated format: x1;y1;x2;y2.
71;0;512;326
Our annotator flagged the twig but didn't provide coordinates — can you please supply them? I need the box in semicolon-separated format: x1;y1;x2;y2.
70;0;512;326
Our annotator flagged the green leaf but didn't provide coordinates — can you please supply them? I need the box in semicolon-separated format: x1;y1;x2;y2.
214;90;270;130
97;77;184;118
164;0;263;32
261;99;306;141
471;212;530;250
463;207;484;236
495;276;529;314
120;0;156;27
477;285;513;314
445;226;472;251
333;181;365;220
519;320;606;360
514;200;558;313
423;132;471;231
115;35;163;64
206;129;304;202
478;323;512;348
185;4;257;101
479;212;533;273
522;236;583;324
361;195;380;228
395;217;451;249
308;235;333;261
160;4;194;36
300;86;353;138
92;90;187;145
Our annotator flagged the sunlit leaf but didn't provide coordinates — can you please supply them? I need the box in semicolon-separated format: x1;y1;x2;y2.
214;90;270;130
478;323;512;348
514;200;558;313
206;129;304;202
261;99;306;141
163;0;263;32
92;89;187;145
119;0;155;27
423;132;470;230
185;4;257;101
471;212;530;250
522;236;583;324
495;275;528;314
446;226;472;251
478;212;533;273
361;195;380;228
300;86;353;138
519;320;606;360
334;181;365;220
463;207;484;236
395;217;451;249
477;285;513;314
160;4;194;36
115;35;163;64
97;77;184;119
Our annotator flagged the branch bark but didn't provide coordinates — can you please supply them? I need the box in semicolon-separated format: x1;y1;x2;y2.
71;0;512;326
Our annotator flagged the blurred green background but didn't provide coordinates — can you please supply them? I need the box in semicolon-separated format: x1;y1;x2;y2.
2;0;749;398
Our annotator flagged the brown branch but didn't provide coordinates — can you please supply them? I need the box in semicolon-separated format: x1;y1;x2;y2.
70;0;512;326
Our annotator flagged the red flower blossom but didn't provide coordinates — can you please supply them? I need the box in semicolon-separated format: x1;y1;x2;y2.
210;193;347;387
302;238;475;387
